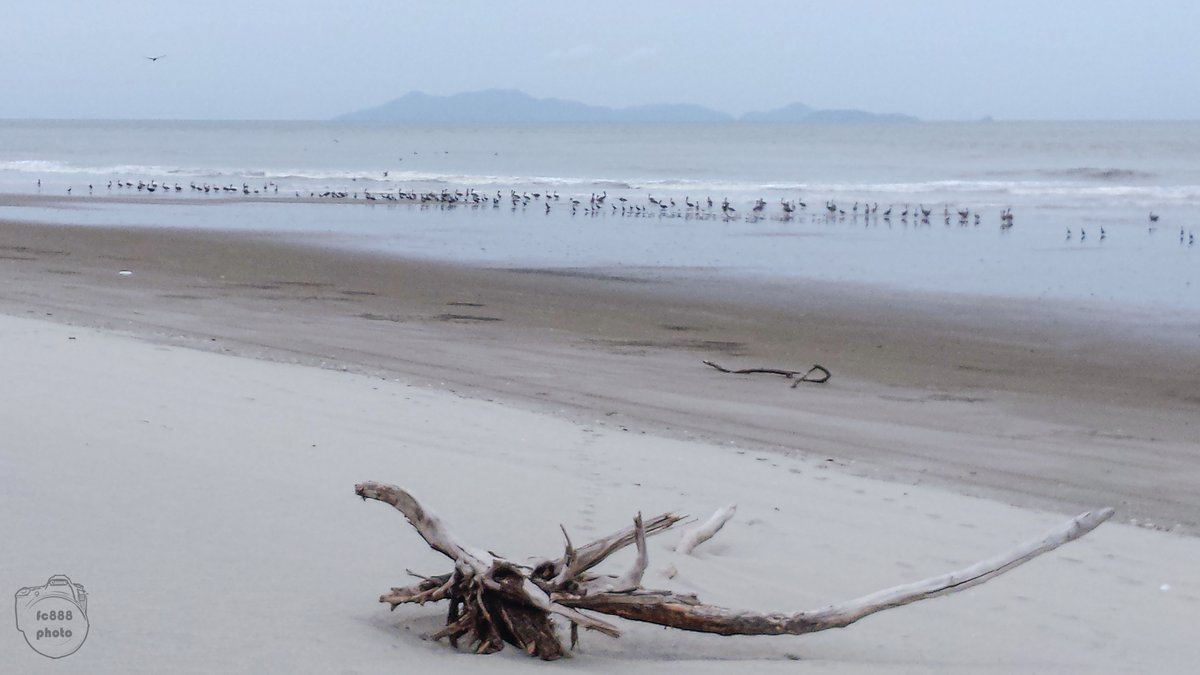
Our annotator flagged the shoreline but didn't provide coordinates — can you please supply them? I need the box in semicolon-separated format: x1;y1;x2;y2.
1;218;1197;533
5;191;1200;320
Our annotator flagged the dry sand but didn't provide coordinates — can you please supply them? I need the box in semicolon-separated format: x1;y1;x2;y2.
1;217;1199;672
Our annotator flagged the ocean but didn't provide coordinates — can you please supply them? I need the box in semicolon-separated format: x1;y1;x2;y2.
1;119;1198;315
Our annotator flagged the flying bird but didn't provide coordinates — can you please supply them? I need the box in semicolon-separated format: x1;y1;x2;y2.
145;54;166;62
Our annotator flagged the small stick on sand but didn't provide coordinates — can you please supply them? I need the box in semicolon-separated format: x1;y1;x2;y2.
703;360;831;384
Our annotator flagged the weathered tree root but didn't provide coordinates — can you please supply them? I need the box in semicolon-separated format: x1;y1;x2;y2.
703;360;832;385
356;481;1112;660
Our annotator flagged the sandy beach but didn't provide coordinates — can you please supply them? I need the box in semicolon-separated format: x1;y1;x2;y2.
2;216;1199;672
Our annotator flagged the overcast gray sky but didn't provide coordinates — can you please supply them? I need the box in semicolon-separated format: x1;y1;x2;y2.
2;0;1197;121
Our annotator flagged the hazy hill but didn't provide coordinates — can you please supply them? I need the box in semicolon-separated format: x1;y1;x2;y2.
739;101;814;122
335;90;731;123
335;90;916;124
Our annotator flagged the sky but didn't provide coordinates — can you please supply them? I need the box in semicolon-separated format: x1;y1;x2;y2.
2;0;1198;121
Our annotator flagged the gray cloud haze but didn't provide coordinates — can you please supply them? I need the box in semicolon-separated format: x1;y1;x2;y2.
2;0;1197;120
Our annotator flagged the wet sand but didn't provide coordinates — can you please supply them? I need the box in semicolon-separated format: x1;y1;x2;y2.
0;217;1198;532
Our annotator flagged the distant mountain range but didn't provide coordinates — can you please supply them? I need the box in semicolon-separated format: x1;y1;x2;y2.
334;89;917;124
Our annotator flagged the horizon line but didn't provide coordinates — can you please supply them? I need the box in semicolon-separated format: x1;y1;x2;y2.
3;116;1199;124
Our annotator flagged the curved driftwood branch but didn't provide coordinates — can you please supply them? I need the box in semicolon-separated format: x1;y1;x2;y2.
559;507;1115;635
676;504;737;554
703;360;831;384
357;481;1113;659
792;364;831;385
355;482;494;573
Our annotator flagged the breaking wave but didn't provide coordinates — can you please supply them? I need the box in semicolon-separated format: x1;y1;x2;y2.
2;159;1196;205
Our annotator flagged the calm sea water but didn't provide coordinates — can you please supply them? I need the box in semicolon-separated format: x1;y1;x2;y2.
1;120;1198;316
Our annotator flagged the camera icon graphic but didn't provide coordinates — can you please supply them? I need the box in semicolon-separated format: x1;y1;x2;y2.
14;575;89;658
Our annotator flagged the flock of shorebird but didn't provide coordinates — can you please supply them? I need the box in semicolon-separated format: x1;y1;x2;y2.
43;178;1195;244
1144;212;1195;246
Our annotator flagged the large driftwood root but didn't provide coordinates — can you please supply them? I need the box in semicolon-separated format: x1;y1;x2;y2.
356;481;1112;660
703;360;832;385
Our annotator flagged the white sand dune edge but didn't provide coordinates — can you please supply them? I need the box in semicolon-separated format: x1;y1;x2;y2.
1;314;1196;674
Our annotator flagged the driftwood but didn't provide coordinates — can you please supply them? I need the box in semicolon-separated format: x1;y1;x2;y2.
703;360;832;386
676;504;737;555
356;481;1113;660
